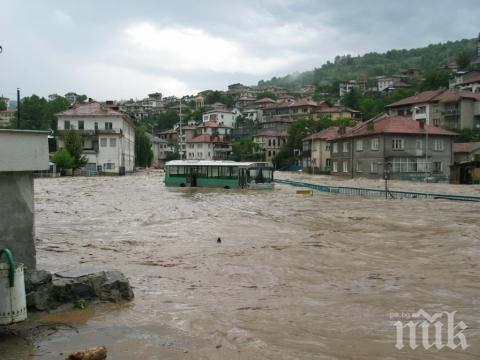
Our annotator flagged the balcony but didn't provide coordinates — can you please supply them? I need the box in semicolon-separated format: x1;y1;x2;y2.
57;128;121;136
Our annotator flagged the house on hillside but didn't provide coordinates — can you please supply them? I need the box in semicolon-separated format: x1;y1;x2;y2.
387;89;480;129
449;71;480;93
302;127;343;173
451;142;480;184
329;114;456;180
313;106;362;120
56;101;136;174
202;109;237;127
253;130;288;162
453;142;480;163
377;75;412;93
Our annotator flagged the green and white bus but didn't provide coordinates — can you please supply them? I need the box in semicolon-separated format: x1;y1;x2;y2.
164;160;274;189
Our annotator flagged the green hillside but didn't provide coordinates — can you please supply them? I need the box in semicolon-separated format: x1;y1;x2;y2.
258;38;478;90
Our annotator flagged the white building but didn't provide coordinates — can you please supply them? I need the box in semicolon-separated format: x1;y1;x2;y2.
64;92;79;104
148;134;172;167
186;134;232;160
56;102;136;174
202;109;237;128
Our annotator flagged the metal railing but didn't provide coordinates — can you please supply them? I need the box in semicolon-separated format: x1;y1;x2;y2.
275;179;480;202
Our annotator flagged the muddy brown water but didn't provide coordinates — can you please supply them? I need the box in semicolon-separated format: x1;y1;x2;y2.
1;171;479;359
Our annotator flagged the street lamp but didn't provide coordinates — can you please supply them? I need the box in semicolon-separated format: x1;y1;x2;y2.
305;126;315;173
413;106;429;180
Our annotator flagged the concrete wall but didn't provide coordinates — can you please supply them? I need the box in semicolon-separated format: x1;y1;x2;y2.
0;172;36;269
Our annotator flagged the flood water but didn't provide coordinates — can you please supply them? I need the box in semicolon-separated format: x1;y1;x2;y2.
1;170;479;359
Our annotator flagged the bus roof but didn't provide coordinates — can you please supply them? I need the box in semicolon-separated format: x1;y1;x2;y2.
165;160;273;168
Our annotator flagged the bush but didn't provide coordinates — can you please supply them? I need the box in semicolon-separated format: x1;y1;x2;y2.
52;148;75;170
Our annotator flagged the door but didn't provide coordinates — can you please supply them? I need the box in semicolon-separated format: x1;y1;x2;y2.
190;167;198;187
415;139;423;156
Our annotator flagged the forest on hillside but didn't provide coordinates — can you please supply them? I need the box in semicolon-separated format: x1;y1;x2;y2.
258;38;478;91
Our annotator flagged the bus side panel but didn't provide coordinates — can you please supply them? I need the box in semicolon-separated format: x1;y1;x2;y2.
165;176;188;187
196;177;240;188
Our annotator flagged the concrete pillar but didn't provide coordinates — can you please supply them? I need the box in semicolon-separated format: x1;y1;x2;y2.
0;172;36;269
0;129;49;270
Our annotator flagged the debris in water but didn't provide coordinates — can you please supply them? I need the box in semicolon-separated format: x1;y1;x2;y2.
65;346;107;360
217;237;222;243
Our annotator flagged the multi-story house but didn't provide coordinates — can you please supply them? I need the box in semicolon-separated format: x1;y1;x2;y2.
0;110;15;126
56;101;136;174
148;134;172;168
253;130;287;162
261;99;319;124
185;121;232;161
449;71;480;93
313;106;362;120
202;109;237;128
302;127;342;173
377;75;412;93
329;114;456;180
453;142;480;164
339;80;366;97
387;89;480;129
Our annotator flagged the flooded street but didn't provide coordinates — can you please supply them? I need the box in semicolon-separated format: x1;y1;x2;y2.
2;170;480;359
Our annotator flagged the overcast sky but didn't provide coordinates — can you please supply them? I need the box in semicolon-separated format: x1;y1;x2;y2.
1;0;479;101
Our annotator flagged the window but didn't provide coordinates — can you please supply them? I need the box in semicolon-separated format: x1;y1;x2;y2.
105;122;113;130
332;161;338;172
434;139;444;151
268;139;271;146
433;161;443;173
392;138;404;150
64;120;70;130
94;122;98;130
272;150;276;157
326;143;331;151
416;139;423;150
356;161;362;172
371;138;379;151
109;138;116;147
78;120;84;130
273;139;276;147
326;159;332;169
100;138;107;147
268;150;271;157
221;114;224;119
332;143;338;153
343;142;349;153
104;163;115;170
370;162;378;173
356;139;363;151
343;161;348;173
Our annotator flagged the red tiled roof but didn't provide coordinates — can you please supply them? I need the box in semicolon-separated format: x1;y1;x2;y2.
263;99;319;110
56;102;125;117
387;90;445;107
187;134;227;144
340;115;457;138
255;97;276;103
314;106;360;114
253;130;288;137
304;127;342;141
453;142;480;153
434;90;480;103
198;120;231;128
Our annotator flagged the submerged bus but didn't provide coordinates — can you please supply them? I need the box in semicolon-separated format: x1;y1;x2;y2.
164;160;274;189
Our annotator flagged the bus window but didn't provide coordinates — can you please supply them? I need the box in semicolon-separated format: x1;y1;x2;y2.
220;166;231;178
169;166;177;175
263;169;273;181
198;166;207;177
210;166;219;177
178;166;185;175
231;166;239;177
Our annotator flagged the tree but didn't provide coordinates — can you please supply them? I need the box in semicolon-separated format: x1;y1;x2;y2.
341;88;361;109
52;148;74;170
419;69;450;91
77;94;88;103
256;91;277;100
205;91;234;107
45;96;70;131
17;95;48;130
64;129;88;169
231;137;263;161
0;101;6;111
135;126;153;167
456;50;471;70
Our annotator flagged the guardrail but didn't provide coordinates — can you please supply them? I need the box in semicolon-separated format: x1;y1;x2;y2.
275;179;480;202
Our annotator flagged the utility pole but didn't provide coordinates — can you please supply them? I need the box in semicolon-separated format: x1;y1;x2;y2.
179;97;183;160
16;88;20;129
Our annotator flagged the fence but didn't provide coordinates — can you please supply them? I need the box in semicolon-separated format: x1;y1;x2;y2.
275;179;480;202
